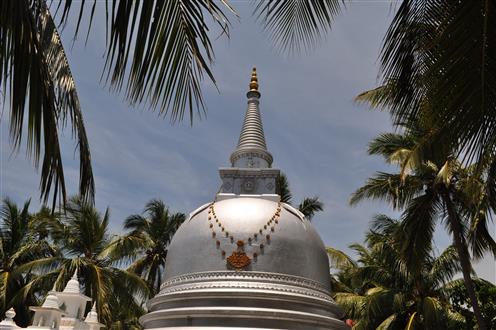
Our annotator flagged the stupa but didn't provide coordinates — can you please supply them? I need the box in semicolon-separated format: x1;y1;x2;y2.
1;270;103;330
140;69;347;329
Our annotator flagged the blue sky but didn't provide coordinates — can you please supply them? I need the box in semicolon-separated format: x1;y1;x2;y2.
1;1;494;282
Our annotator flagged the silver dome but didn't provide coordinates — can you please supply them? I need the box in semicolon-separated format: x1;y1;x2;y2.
164;197;331;290
141;196;347;330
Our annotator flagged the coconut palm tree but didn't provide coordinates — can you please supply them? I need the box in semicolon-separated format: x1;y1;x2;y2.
376;1;496;164
106;199;186;297
0;1;94;208
257;1;496;167
276;173;324;220
0;198;57;326
18;196;148;327
350;117;496;329
445;278;496;329
328;215;466;329
0;0;235;206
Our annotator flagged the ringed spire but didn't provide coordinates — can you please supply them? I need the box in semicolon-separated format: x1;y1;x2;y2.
230;67;272;168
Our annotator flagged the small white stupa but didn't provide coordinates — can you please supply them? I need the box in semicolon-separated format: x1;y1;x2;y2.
1;269;103;329
29;287;64;329
56;270;92;330
82;305;104;330
0;308;21;329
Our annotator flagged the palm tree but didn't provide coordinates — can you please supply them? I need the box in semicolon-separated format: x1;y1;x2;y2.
0;198;57;327
445;278;496;329
257;1;496;167
350;118;496;329
376;1;496;165
328;215;466;329
19;196;148;327
107;199;186;296
0;0;235;206
276;173;324;220
0;1;94;207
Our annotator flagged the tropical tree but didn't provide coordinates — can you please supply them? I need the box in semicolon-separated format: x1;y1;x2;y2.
257;0;496;166
376;1;496;164
349;114;496;329
18;196;148;327
445;278;496;329
328;215;466;329
0;0;235;206
0;1;94;208
276;173;324;220
107;199;186;297
0;198;57;327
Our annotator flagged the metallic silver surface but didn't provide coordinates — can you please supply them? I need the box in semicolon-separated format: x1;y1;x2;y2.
141;270;347;330
141;197;347;329
164;197;331;289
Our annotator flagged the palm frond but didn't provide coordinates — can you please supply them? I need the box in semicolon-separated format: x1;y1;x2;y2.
350;172;423;209
421;296;444;327
355;83;401;111
367;132;415;161
57;0;235;124
429;245;461;287
297;197;323;220
124;214;149;232
400;192;440;273
0;1;94;207
468;211;496;259
9;269;59;307
364;286;394;323
380;1;496;163
327;247;357;270
369;214;400;237
376;313;397;330
102;233;151;263
334;292;366;320
276;173;292;203
111;268;149;301
254;0;344;54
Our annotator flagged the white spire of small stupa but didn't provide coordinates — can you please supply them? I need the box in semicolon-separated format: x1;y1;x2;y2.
62;268;80;294
84;303;104;329
84;303;98;323
41;291;60;309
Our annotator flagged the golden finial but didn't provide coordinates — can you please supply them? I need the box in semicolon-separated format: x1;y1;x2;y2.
249;67;259;92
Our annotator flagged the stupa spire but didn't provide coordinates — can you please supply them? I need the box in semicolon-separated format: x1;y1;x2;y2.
229;67;273;168
219;68;279;196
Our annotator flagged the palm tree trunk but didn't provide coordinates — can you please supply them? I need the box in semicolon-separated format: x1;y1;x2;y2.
443;192;486;330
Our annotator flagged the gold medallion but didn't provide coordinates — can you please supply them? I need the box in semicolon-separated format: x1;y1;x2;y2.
227;251;251;270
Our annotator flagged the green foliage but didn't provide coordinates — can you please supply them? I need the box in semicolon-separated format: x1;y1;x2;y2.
107;199;186;296
0;198;58;326
254;0;344;54
276;172;324;220
445;279;496;329
351;110;496;329
0;0;94;207
328;216;466;329
379;1;496;164
14;196;148;328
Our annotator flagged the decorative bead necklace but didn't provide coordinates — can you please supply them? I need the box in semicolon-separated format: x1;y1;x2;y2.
207;201;282;271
